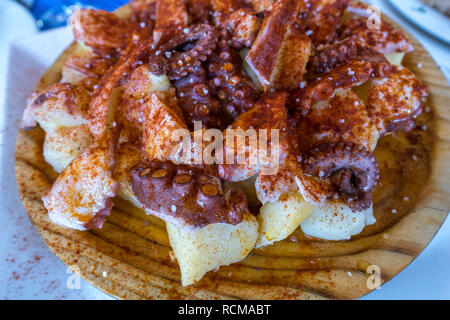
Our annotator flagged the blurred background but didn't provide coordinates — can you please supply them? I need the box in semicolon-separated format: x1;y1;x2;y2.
1;0;449;31
15;0;128;30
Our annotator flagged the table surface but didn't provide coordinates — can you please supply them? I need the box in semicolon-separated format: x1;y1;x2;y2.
0;0;449;300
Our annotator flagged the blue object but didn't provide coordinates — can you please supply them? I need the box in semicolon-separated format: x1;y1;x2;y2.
30;0;128;30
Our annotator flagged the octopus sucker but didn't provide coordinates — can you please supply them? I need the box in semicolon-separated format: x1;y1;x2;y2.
207;30;260;117
157;24;219;81
310;38;392;76
301;142;379;212
173;66;224;129
130;160;249;229
310;38;360;74
291;40;391;114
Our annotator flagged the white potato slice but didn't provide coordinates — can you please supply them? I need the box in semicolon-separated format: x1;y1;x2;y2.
42;139;118;231
300;200;376;241
43;124;93;173
384;52;405;66
122;64;171;100
166;214;259;286
114;143;142;208
233;175;260;207
60;42;93;85
256;192;314;248
32;84;89;133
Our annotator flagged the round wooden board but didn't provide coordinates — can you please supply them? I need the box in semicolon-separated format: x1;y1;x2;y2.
15;8;450;299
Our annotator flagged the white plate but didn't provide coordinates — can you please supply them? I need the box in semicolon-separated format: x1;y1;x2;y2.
388;0;450;45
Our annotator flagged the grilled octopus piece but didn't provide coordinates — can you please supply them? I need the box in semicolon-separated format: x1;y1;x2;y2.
338;17;414;55
207;29;260;118
130;160;249;229
173;66;223;129
290;39;391;114
296;0;351;46
153;24;219;81
301;142;380;212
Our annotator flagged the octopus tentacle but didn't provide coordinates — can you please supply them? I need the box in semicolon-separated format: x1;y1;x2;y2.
207;30;260;118
311;38;391;75
310;38;360;74
290;39;391;114
130;160;248;229
173;66;224;129
157;24;219;80
338;17;414;55
301;142;379;212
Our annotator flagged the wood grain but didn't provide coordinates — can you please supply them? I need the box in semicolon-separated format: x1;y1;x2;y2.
14;10;450;299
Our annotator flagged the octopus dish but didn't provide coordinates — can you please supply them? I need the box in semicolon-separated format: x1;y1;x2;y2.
17;0;434;292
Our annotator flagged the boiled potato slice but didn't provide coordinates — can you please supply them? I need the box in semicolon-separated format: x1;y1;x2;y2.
353;52;404;106
114;143;142;208
43;124;93;173
256;192;314;248
122;64;171;100
300;200;376;241
385;52;405;66
166;214;258;286
61;42;92;85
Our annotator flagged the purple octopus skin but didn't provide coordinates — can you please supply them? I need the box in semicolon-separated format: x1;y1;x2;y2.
206;29;260;118
130;160;249;229
155;24;219;81
301;142;380;212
